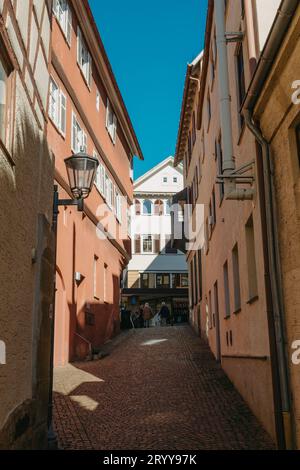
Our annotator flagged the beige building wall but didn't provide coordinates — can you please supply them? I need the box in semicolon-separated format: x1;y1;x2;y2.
0;1;54;449
175;1;283;443
253;5;300;448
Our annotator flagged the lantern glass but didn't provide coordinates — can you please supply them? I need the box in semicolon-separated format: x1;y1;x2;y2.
64;152;99;199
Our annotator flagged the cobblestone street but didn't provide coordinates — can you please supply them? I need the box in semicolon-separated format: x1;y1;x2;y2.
53;326;275;450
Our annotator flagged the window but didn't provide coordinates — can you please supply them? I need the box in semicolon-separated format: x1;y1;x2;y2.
232;243;241;312
156;274;170;289
197;250;202;301
77;27;91;86
154;200;164;215
207;93;211;127
49;78;66;135
96;89;100;111
93;255;99;299
95;158;105;197
143;199;153;215
105;174;113;208
115;187;122;222
135;199;141;215
106;98;117;144
71;112;87;153
165;199;171;215
173;177;178;183
172;273;188;288
53;0;72;45
223;261;230;318
245;215;258;300
236;43;246;129
208;290;213;329
296;123;300;168
142;235;153;253
129;158;134;180
104;263;108;302
0;57;8;144
189;260;194;307
140;273;155;289
162;176;168;183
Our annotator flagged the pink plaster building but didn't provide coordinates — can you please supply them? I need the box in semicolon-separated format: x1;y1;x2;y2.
48;0;143;366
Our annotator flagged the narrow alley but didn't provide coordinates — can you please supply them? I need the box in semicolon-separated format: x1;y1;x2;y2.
53;326;274;450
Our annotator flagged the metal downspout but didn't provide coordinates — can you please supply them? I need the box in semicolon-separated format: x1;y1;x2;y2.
244;110;293;449
215;0;254;201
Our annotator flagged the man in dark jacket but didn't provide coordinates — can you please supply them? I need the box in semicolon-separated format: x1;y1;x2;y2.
159;302;170;326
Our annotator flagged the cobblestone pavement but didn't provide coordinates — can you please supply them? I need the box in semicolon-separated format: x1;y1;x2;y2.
53;325;275;450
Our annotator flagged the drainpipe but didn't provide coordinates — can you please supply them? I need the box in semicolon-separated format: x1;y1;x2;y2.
215;0;254;201
244;110;293;449
244;0;257;75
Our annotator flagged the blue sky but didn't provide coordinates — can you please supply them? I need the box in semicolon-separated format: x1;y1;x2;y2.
89;0;208;179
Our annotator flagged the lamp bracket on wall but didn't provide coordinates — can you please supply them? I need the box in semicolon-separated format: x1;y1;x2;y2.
216;160;255;186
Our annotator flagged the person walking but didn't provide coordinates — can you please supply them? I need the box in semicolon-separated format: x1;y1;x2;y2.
159;302;170;326
142;303;153;328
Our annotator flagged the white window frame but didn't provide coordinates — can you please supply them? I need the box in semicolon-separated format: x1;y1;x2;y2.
71;111;87;153
115;187;122;223
77;26;92;87
105;174;113;208
53;0;72;45
142;235;153;254
49;77;66;137
106;98;117;144
96;88;100;111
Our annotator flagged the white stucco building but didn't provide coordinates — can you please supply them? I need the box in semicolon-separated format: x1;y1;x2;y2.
122;156;189;322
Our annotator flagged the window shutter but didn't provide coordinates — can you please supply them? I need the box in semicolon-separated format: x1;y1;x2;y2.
135;235;141;254
66;3;72;45
52;0;58;14
59;91;66;135
82;131;87;152
154;236;160;254
113;114;117;144
71;112;77;152
77;27;81;66
87;52;92;87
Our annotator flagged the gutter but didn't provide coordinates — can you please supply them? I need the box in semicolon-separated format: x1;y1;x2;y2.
243;0;299;449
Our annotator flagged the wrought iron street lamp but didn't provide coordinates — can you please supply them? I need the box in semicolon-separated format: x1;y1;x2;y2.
48;151;99;449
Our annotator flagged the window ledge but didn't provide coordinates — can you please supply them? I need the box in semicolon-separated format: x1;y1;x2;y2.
233;307;242;315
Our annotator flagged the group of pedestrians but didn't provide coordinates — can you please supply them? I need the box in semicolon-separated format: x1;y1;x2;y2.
131;302;172;328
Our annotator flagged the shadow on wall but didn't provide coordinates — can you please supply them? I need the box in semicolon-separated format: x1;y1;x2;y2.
0;108;54;449
66;273;122;362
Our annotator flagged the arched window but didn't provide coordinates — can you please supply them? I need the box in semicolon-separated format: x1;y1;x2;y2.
135;199;141;215
154;199;164;215
143;199;153;215
165;199;172;215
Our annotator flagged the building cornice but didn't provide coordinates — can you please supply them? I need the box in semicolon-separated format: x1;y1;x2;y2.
174;52;203;166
